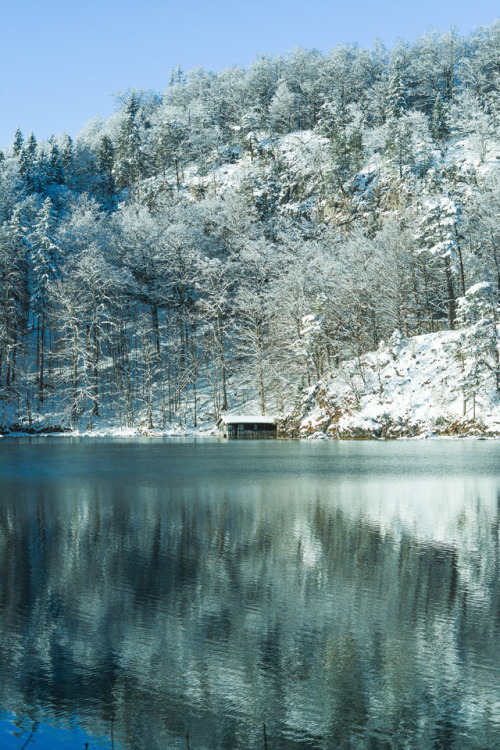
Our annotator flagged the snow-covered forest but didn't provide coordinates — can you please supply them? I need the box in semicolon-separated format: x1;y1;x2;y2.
2;22;500;434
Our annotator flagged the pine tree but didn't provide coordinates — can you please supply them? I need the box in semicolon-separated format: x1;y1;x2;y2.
12;128;24;158
25;132;37;160
113;94;143;190
97;135;116;201
386;66;407;121
385;68;412;177
97;134;114;172
317;100;364;182
61;134;74;181
48;136;64;184
431;94;448;142
169;65;185;87
19;132;38;189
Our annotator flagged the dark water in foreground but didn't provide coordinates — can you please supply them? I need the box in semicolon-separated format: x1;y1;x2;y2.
1;438;500;750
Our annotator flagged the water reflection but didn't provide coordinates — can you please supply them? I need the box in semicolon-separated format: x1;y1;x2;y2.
0;439;500;749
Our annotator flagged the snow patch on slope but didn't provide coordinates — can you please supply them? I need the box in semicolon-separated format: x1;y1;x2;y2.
292;329;500;439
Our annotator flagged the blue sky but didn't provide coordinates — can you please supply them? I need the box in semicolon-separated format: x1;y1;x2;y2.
1;0;499;149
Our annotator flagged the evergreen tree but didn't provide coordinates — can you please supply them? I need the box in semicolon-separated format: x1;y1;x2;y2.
386;66;407;121
113;94;143;190
317;100;364;182
97;135;116;202
12;128;24;158
169;65;186;87
61;134;74;179
19;132;38;190
385;68;413;177
97;134;114;172
25;132;37;160
431;94;448;142
48;136;64;184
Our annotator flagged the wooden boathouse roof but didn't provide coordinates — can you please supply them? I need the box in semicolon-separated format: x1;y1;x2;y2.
216;414;278;426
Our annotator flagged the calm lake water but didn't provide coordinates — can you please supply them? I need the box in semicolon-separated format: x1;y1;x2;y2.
1;438;500;750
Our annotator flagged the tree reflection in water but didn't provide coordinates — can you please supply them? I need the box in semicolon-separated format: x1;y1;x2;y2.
0;438;499;749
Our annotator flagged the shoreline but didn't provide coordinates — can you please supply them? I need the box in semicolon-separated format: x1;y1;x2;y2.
1;427;498;440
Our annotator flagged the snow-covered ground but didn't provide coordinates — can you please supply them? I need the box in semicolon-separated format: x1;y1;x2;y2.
290;328;500;439
0;425;218;439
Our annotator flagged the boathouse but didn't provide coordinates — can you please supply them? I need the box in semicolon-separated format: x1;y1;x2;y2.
216;415;278;439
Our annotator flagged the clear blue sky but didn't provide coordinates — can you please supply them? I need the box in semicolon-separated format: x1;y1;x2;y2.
1;0;499;149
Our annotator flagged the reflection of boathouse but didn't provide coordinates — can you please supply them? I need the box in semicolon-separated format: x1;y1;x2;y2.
216;415;278;439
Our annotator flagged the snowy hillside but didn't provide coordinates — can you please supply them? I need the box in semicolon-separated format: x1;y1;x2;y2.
287;322;500;439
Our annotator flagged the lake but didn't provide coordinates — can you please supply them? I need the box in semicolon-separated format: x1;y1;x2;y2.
1;438;500;749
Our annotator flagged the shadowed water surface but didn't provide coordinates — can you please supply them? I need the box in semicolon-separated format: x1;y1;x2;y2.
1;438;500;749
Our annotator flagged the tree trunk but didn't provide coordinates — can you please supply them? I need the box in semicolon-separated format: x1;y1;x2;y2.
11;345;16;384
151;303;160;359
72;316;79;423
444;255;455;330
146;346;153;430
257;326;266;415
216;311;228;411
92;320;99;416
39;318;45;405
5;346;11;389
455;230;466;296
175;159;180;191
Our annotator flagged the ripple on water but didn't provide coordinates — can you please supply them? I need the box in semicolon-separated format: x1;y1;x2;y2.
2;439;500;749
